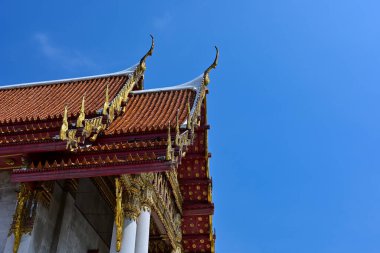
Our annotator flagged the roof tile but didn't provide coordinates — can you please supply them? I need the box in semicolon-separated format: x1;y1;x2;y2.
105;89;195;135
0;75;128;122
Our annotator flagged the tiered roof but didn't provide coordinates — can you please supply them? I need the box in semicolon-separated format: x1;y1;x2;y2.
0;39;218;253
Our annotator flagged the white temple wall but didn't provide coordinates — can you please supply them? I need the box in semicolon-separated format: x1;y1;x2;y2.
1;178;112;253
75;178;114;245
29;182;68;253
0;171;18;253
55;191;109;253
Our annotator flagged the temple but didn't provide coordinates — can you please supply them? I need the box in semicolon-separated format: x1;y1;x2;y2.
0;37;217;253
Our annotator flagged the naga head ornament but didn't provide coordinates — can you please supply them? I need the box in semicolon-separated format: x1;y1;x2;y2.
203;46;219;85
60;106;68;140
139;35;155;72
103;83;109;116
76;95;86;128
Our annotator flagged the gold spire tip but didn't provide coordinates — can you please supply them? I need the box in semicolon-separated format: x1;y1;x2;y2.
76;95;86;127
139;35;155;69
166;121;172;161
203;46;219;85
103;83;109;115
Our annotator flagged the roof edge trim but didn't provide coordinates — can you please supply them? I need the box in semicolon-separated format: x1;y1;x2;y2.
131;74;203;94
0;64;138;90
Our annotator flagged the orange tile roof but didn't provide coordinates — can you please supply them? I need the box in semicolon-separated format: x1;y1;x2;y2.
0;74;128;122
105;89;196;135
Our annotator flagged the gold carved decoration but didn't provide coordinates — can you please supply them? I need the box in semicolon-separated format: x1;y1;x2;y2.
66;129;78;151
140;173;155;212
123;185;141;221
138;35;154;73
172;247;182;253
4;158;15;166
165;169;183;212
60;36;155;151
115;178;124;252
185;46;219;139
166;122;173;161
203;46;219;86
9;181;53;251
59;106;68;140
13;184;28;253
103;84;110;116
76;96;86;128
118;172;183;251
12;184;33;253
186;101;191;130
175;110;180;146
150;172;182;250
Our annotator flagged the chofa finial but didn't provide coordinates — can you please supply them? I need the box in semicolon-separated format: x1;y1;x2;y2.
186;100;191;130
166;121;172;161
76;95;86;128
139;35;155;71
60;106;68;140
103;84;109;116
203;46;219;85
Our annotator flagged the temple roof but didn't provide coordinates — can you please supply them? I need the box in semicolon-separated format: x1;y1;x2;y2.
105;87;196;135
0;69;133;122
1;43;218;253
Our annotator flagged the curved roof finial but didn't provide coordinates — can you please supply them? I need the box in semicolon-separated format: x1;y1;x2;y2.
203;46;219;86
139;35;155;71
102;83;109;116
166;121;172;161
76;95;86;128
60;106;68;140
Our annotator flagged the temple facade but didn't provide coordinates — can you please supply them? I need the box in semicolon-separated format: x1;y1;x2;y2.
0;38;217;253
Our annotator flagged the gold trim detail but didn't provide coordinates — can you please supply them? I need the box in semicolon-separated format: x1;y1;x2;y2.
115;178;124;252
61;36;155;151
9;181;53;251
203;46;219;86
13;184;30;253
59;106;68;140
9;183;39;253
118;172;183;251
138;35;155;73
103;84;110;116
186;46;219;138
166;122;173;161
76;95;86;128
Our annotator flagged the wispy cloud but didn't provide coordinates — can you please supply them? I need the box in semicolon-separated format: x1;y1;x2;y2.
33;32;96;69
153;12;173;30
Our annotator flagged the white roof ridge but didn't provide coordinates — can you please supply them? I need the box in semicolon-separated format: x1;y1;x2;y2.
0;64;138;90
131;74;204;94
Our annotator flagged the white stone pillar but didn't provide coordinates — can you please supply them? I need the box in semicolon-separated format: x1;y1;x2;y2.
3;234;14;253
134;209;151;253
109;218;138;253
109;223;117;253
121;218;137;253
3;234;32;253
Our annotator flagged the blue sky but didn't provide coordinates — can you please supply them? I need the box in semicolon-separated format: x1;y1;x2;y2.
1;0;380;252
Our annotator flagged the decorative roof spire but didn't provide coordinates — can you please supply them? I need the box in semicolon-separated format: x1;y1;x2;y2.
186;100;191;130
139;35;155;72
103;84;109;116
175;110;180;146
76;95;86;128
60;106;68;140
166;121;172;161
203;46;219;85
